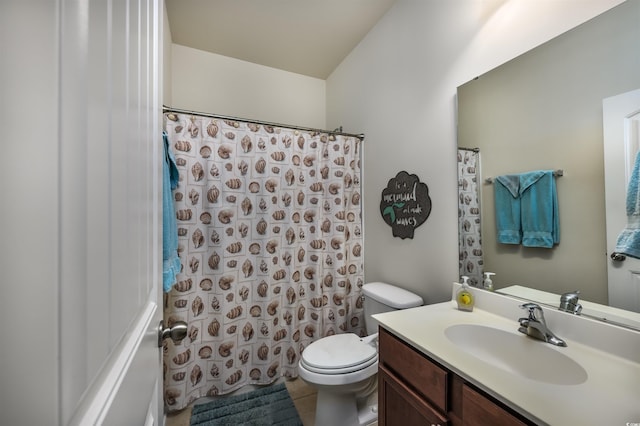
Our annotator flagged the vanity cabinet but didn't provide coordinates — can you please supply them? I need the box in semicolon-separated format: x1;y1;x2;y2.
379;327;532;426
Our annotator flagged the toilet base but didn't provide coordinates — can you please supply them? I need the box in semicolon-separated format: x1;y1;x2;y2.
312;377;378;426
357;391;378;425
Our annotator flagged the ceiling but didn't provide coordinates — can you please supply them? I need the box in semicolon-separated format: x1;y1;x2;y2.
165;0;397;79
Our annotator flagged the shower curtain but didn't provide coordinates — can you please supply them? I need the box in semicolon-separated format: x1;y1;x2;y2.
458;149;483;286
162;112;365;411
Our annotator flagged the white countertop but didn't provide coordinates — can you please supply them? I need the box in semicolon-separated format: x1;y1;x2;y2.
373;291;640;426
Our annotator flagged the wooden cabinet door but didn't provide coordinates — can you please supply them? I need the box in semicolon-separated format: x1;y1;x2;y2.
379;328;448;412
379;365;449;426
462;385;527;426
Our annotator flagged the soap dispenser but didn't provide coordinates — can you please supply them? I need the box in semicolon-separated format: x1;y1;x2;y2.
483;272;496;291
456;276;475;312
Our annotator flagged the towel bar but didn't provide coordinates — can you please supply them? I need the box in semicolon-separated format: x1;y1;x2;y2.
484;169;563;184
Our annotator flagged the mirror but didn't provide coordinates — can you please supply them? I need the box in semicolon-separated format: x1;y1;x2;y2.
456;0;640;323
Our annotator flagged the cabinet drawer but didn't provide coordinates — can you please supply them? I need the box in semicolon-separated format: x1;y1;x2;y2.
379;327;448;412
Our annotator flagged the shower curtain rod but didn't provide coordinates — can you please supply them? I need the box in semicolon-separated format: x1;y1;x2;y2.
458;147;479;152
162;105;365;141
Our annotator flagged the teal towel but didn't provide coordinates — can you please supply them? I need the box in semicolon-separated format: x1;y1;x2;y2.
615;151;640;258
163;131;181;292
494;170;560;248
519;170;559;248
494;175;522;244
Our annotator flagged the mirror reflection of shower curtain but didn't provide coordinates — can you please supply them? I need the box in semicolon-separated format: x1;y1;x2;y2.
458;148;483;286
163;112;365;412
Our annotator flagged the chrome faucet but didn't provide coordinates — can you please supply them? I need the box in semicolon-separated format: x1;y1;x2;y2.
518;303;567;347
559;290;582;315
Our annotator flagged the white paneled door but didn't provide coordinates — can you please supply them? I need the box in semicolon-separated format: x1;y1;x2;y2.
1;1;164;425
604;89;640;313
64;0;165;424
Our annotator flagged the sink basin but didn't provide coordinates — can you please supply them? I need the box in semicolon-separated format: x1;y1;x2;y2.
445;324;588;385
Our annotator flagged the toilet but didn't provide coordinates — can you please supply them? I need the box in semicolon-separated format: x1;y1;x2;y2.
298;282;423;426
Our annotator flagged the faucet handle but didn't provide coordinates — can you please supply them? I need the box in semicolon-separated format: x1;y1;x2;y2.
560;290;580;301
519;302;544;321
560;290;582;314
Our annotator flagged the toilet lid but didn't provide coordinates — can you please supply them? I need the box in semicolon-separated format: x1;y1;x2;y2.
301;333;377;374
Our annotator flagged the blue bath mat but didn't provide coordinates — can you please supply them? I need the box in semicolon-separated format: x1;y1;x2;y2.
189;382;303;426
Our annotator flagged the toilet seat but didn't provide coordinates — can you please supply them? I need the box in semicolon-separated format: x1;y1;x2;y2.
300;333;377;375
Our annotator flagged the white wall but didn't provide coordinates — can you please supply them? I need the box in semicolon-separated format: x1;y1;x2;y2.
165;0;625;303
164;1;173;106
0;1;59;424
171;44;327;129
326;0;625;303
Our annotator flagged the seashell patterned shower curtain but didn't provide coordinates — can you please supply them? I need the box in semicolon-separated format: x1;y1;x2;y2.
162;112;365;411
457;148;483;285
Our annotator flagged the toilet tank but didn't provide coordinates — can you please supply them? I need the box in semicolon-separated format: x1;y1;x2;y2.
362;282;423;335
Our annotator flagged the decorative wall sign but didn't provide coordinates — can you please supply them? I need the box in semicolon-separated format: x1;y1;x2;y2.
380;171;432;239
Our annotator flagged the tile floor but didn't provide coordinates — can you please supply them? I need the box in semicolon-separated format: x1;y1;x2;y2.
164;377;318;426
